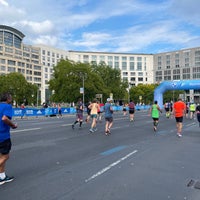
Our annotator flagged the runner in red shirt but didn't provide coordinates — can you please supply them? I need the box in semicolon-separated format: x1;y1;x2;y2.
172;98;186;137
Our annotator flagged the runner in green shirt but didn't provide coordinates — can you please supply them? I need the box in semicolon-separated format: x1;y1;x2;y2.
149;100;162;132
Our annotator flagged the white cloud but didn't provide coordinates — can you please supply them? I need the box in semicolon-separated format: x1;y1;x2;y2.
0;0;8;6
18;20;54;35
72;32;112;47
32;35;58;47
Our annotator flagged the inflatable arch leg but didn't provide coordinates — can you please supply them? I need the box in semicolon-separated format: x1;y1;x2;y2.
154;80;200;108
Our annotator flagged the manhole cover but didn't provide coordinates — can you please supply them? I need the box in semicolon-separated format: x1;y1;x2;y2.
187;179;200;190
194;181;200;189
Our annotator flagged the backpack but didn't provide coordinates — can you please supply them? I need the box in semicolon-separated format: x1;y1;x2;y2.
129;102;135;109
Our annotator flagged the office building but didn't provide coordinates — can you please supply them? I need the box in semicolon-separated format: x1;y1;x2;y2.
154;47;200;102
0;25;42;103
1;24;200;103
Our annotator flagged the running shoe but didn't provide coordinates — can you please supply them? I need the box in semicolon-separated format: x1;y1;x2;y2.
177;133;182;137
89;128;94;133
72;124;75;129
0;176;14;185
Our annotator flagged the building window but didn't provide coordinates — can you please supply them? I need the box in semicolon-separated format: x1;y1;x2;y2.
130;72;135;76
83;55;89;62
129;57;134;61
91;55;97;61
114;56;119;61
122;62;127;70
108;61;113;67
123;72;128;76
14;35;21;48
123;77;128;81
108;56;113;61
8;67;16;72
0;66;6;71
99;55;105;61
114;62;119;69
137;62;142;71
130;77;135;81
8;60;15;66
122;56;127;61
0;31;3;44
138;77;143;81
130;62;134;70
4;31;13;47
0;59;5;64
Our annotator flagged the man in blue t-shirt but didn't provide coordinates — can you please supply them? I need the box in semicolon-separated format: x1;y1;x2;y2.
104;98;113;135
0;93;17;185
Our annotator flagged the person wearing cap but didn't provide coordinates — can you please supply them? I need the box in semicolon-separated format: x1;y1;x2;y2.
104;98;113;135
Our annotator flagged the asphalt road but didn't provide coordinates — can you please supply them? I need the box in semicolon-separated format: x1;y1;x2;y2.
1;111;200;200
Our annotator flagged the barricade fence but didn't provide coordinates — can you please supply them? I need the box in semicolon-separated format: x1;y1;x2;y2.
13;105;151;117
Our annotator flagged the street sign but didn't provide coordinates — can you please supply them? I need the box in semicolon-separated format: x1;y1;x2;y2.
80;87;84;94
96;94;102;98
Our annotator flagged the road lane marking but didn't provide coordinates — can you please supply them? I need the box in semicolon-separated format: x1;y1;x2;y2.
85;150;138;183
61;124;72;127
11;128;41;133
100;145;127;156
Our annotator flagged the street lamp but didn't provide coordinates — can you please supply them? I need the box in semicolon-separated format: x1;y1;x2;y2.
37;88;40;107
79;73;87;106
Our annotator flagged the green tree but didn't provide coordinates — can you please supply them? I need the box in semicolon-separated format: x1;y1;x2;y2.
0;73;38;106
49;60;106;103
130;84;158;104
91;62;127;101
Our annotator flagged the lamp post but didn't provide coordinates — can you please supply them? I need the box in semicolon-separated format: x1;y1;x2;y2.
80;73;86;106
37;88;40;107
82;75;85;106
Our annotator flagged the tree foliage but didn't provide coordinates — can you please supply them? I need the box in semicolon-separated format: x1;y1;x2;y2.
0;72;38;106
130;84;158;104
49;60;127;103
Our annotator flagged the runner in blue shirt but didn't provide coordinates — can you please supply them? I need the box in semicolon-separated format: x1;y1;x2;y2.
0;93;17;185
104;98;113;135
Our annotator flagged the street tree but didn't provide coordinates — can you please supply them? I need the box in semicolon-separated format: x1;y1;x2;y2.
0;72;38;106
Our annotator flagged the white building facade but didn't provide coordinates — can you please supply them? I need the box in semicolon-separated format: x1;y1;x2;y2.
68;51;154;86
1;25;200;104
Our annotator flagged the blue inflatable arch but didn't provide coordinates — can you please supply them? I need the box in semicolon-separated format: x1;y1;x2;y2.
154;80;200;108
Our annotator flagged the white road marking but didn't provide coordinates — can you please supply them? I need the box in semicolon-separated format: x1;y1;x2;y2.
61;124;72;127
11;128;41;133
85;150;138;183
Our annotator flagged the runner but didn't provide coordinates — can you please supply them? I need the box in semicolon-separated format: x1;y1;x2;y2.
164;101;170;118
72;98;83;129
0;93;18;185
149;100;162;132
104;98;113;135
172;98;186;137
196;103;200;127
85;101;91;123
189;102;196;120
122;103;127;116
88;99;100;133
97;101;104;123
128;100;135;121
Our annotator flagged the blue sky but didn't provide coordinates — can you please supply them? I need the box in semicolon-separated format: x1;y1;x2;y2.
1;0;200;53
